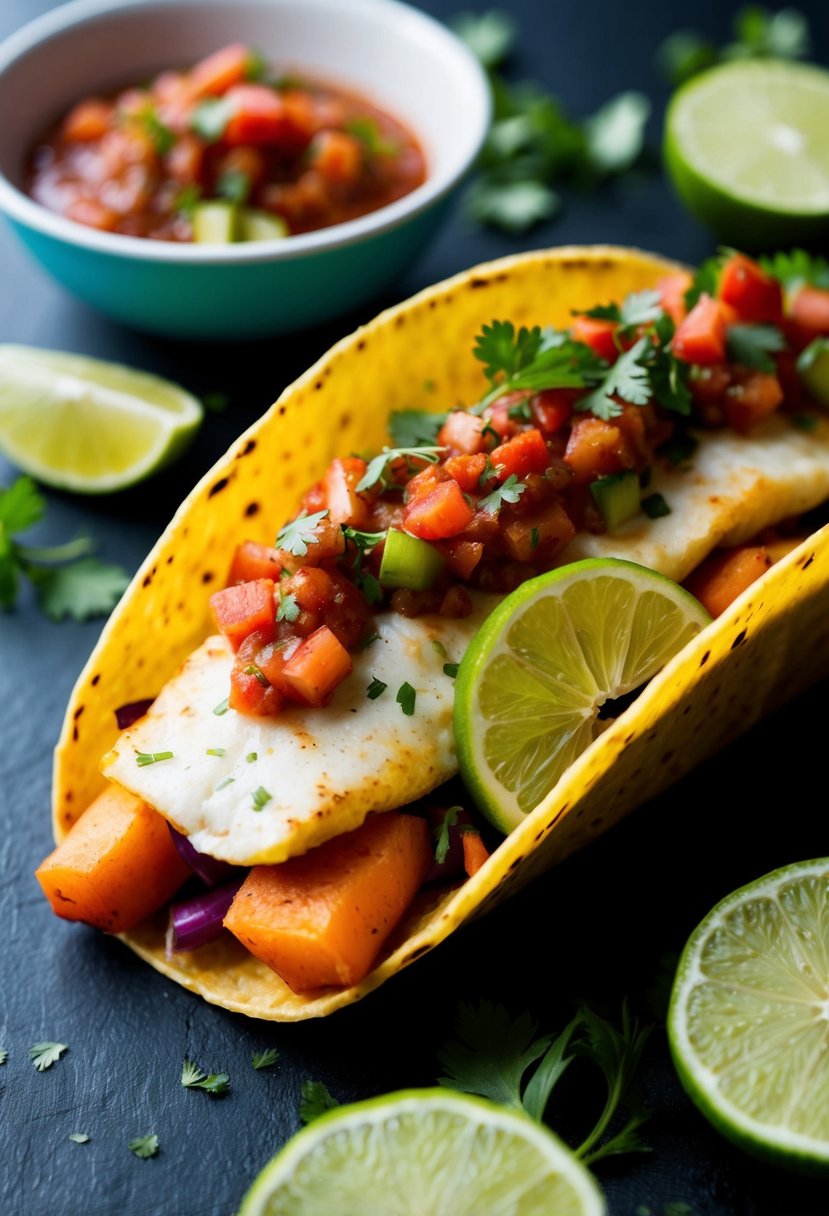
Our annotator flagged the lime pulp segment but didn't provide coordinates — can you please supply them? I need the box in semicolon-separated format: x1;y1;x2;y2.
238;1089;605;1216
669;859;829;1170
454;559;710;832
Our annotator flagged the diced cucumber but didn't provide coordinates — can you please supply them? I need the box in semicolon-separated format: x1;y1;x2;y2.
192;201;239;244
797;337;829;407
590;470;641;529
378;529;444;590
239;208;289;242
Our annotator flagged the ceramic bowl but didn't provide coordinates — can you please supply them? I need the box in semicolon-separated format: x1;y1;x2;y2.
0;0;489;338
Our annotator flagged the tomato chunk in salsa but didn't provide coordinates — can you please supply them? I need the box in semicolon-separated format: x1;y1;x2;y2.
27;43;426;241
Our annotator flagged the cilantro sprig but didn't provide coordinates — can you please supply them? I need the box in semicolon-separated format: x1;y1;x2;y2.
252;1048;280;1071
181;1059;230;1096
129;1134;159;1159
0;478;129;621
29;1042;67;1071
275;509;329;558
657;5;810;87
761;248;829;293
356;447;445;493
299;1079;340;1124
438;999;652;1167
472;321;593;411
478;474;527;514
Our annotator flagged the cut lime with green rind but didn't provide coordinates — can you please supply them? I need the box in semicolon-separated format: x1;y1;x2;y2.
664;60;829;249
0;346;203;493
238;1088;605;1216
454;558;711;834
668;858;829;1174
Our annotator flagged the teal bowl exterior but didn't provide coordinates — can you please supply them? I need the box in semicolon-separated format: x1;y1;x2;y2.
8;200;451;340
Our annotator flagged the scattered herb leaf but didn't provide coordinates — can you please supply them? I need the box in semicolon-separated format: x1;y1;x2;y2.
443;662;460;678
396;681;416;715
251;786;272;811
726;323;786;372
213;698;230;716
641;493;671;519
29;1042;68;1071
216;168;251;204
366;676;388;700
434;806;462;864
761;248;829;293
190;96;235;142
431;639;449;660
357;447;445;493
252;1048;280;1071
136;751;174;767
277;591;300;622
246;751;258;763
451;10;516;68
299;1079;339;1124
479;474;527;514
387;409;447;447
181;1059;230;1095
206;747;226;757
68;1133;89;1144
657;6;811;86
129;1134;159;1159
275;509;330;558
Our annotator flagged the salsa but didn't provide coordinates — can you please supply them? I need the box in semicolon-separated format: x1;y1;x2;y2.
26;43;426;242
210;250;829;718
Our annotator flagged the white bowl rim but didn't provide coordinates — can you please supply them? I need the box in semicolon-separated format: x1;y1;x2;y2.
0;0;490;265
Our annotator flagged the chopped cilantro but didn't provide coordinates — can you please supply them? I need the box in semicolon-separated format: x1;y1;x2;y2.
68;1133;89;1144
356;631;380;651
761;248;829;293
478;473;527;514
658;7;811;87
467;176;560;233
252;1047;280;1070
129;1134;159;1159
443;662;460;679
641;493;671;519
396;682;416;715
190;96;234;143
135;751;173;767
206;747;225;757
217;168;251;204
434;806;462;864
246;751;258;763
251;786;272;811
357;447;444;493
366;676;388;700
451;9;516;68
277;591;300;622
794;414;819;432
726;323;786;372
275;509;329;557
181;1059;230;1096
660;431;698;466
29;1042;67;1071
299;1079;339;1124
345;116;397;157
507;400;532;422
530;526;540;550
175;183;202;218
357;570;383;606
584;91;650;175
387;409;447;447
0;1050;6;1065
576;337;652;420
216;777;234;792
684;253;726;310
140;107;174;155
213;697;230;716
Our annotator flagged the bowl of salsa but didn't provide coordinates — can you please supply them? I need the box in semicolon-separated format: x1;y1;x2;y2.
0;0;489;338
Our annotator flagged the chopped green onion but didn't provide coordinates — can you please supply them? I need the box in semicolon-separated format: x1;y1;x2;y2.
396;682;416;715
213;698;230;716
244;663;269;687
251;786;272;811
136;751;173;767
366;677;387;700
246;752;258;763
216;777;235;792
206;747;225;757
443;663;460;678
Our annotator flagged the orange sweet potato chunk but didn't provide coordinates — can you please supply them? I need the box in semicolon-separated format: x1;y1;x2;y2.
224;813;432;991
684;546;772;619
36;785;190;933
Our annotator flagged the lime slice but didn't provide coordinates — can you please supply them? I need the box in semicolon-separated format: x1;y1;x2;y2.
454;558;710;833
238;1089;605;1216
664;60;829;248
668;859;829;1173
0;345;203;493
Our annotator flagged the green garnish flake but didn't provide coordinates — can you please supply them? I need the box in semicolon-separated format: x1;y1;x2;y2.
356;631;380;651
213;697;230;716
0;1049;7;1065
275;509;329;558
251;786;272;811
443;662;460;679
299;1079;340;1125
246;751;258;763
660;431;698;467
202;389;229;413
794;414;819;432
206;747;225;757
396;682;416;716
726;323;786;372
434;806;463;864
181;1059;230;1096
129;1134;159;1159
431;639;449;660
216;777;235;792
252;1048;280;1071
530;527;540;551
140;107;174;155
366;676;388;700
244;663;269;687
479;474;527;515
190;96;234;143
175;183;202;218
357;447;445;493
136;751;174;767
68;1133;89;1144
388;409;447;447
345;116;398;158
216;167;251;204
641;493;671;519
277;591;300;622
29;1042;67;1071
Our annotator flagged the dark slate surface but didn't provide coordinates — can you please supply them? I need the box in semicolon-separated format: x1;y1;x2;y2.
2;1;829;1213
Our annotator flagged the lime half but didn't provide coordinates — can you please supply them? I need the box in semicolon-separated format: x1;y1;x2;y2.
0;345;203;493
239;1089;605;1216
454;558;710;833
668;859;829;1173
664;60;829;248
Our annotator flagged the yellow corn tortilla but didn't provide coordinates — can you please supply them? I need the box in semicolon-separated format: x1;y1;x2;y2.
52;245;829;1021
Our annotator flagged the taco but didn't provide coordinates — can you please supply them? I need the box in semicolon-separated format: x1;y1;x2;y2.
39;245;829;1020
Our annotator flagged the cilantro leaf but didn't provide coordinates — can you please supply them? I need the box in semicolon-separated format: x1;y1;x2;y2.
191;96;234;142
577;337;652;420
438;1001;550;1110
0;476;44;534
0;1049;6;1065
472;323;587;411
641;493;671;519
345;116;397;158
357;448;443;493
140;107;174;155
473;320;545;383
478;473;527;514
620;289;663;329
760;248;829;292
181;1058;230;1096
433;806;462;864
275;509;329;557
252;1048;280;1071
366;676;387;700
452;9;516;68
396;681;416;715
68;1133;89;1144
656;29;717;86
129;1134;159;1159
299;1079;339;1124
467;175;560;234
584;91;650;175
684;254;724;310
29;1042;67;1071
574;1003;652;1167
216;168;251;204
277;591;300;622
31;557;129;622
387;409;447;447
726;323;786;372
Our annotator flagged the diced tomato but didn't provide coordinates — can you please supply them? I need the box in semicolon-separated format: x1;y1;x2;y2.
229;664;283;715
283;567;331;614
501;501;575;562
228;541;282;585
275;518;346;574
281;626;353;706
311;130;363;184
719;254;783;324
65;198;119;231
222;85;287;145
672;294;728;365
531;389;575;435
216;144;265;188
490;429;550;481
439;585;474;617
437;411;485;455
404;480;474;541
657;271;693;325
564;418;637;483
404;463;451;502
722;370;784;432
62;99;112;142
570;316;619;362
251;635;300;694
211;579;276;651
280;90;322;150
482;394;526;440
788;286;829;345
613;403;648;463
444;453;487;493
323;457;372;528
187;43;253;100
435;537;484;580
166;132;205;184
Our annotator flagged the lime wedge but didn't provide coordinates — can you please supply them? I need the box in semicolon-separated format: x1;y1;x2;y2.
454;558;710;833
0;345;203;493
668;859;829;1173
664;60;829;247
239;1089;605;1216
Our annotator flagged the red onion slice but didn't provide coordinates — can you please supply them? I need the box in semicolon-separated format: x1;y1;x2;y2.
170;880;244;952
